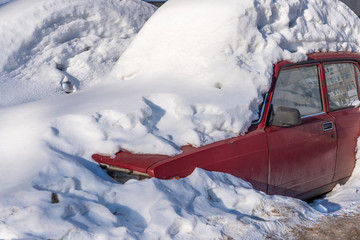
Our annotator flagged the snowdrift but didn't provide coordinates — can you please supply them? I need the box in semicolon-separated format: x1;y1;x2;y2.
0;0;155;107
1;0;360;239
72;0;360;156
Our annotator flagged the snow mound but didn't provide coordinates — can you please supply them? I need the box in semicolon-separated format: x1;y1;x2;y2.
1;0;360;239
0;163;321;239
0;0;155;107
61;0;360;156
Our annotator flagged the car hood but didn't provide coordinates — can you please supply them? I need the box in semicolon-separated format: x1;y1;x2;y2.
92;151;170;174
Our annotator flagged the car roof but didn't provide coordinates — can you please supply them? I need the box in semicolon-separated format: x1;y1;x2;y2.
274;52;360;78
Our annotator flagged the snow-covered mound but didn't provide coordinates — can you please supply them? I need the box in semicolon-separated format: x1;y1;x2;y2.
1;0;360;239
68;0;360;156
0;165;322;239
0;0;155;107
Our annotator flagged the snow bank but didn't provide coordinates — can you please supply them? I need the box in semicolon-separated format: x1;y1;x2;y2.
3;137;360;239
0;0;155;107
0;163;321;239
91;0;360;155
1;0;360;239
2;0;360;156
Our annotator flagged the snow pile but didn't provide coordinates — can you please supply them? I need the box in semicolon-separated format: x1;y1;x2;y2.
0;163;321;239
0;0;155;107
68;0;360;155
1;0;360;239
1;141;359;239
2;0;360;155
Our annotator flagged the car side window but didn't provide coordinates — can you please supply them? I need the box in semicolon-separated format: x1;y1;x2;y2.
324;63;359;110
272;66;323;116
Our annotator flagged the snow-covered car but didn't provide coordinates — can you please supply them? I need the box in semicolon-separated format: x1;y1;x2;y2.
93;52;360;200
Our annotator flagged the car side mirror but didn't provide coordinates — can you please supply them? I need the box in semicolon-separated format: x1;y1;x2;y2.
270;106;301;127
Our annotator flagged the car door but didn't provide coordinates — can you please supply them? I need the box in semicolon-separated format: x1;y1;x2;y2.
265;64;337;198
324;62;360;182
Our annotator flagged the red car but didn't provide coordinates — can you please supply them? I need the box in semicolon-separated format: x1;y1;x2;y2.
93;52;360;200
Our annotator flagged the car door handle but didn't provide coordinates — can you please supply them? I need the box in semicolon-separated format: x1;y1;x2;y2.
322;121;333;131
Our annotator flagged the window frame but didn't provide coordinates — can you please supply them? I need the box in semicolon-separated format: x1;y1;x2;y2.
322;60;360;112
354;64;360;100
254;56;360;128
270;63;326;119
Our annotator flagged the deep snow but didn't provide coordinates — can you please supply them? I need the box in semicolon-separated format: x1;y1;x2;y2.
0;0;156;107
1;0;360;239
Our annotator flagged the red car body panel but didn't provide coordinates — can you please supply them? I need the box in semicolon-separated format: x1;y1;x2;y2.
330;108;360;181
266;114;337;197
92;52;360;199
148;128;269;192
92;151;168;174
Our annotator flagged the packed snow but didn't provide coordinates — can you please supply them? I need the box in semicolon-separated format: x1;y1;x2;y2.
1;0;360;239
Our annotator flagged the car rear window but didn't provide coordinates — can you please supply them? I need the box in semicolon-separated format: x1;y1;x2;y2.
324;63;359;110
272;65;323;117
